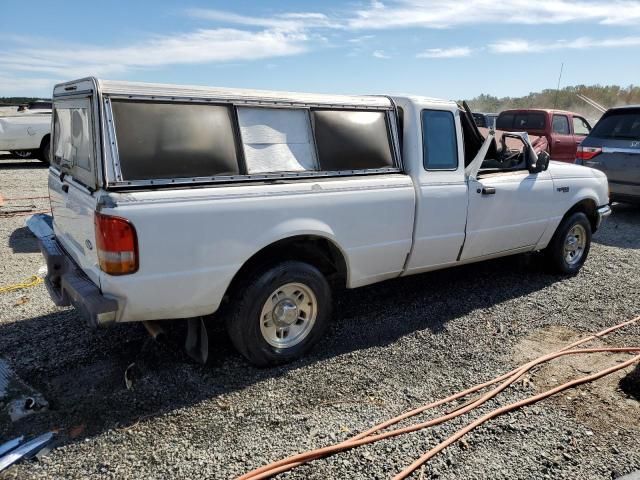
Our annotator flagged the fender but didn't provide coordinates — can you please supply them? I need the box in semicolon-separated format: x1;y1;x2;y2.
238;217;352;287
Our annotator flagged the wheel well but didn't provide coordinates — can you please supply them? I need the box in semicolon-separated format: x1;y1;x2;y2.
564;198;598;232
223;235;348;304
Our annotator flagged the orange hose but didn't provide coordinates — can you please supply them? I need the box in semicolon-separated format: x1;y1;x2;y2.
238;345;639;479
244;315;640;478
395;352;640;479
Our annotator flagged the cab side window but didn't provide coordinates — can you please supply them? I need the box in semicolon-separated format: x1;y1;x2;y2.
422;110;458;170
552;114;570;135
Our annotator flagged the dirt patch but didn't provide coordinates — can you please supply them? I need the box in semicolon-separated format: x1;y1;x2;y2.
513;325;640;433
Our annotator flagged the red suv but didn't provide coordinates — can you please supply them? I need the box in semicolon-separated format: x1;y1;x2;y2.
495;109;592;162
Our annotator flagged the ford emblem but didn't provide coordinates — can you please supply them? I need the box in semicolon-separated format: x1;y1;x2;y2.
85;239;93;250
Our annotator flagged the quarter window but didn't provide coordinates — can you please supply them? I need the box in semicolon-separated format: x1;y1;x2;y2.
552;115;570;135
422;110;458;170
237;107;317;173
573;116;591;135
311;110;394;171
111;101;240;180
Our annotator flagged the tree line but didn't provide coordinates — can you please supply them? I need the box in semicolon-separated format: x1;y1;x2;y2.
465;84;640;121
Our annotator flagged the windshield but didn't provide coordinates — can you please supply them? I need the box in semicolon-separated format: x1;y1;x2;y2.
590;109;640;140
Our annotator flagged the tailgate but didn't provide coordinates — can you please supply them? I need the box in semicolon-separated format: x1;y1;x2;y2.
49;96;102;285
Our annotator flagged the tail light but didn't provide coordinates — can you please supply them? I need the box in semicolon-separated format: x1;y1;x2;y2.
94;212;138;275
576;146;602;161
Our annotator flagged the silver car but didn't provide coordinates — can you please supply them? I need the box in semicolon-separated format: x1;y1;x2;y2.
577;105;640;204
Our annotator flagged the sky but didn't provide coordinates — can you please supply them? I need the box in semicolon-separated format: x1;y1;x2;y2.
2;0;640;100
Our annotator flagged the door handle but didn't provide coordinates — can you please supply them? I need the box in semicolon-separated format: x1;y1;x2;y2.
481;187;496;195
61;184;69;193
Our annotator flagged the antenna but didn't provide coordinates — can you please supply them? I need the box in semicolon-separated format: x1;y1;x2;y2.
553;62;564;110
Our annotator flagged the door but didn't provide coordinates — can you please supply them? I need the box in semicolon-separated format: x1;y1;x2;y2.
404;108;468;274
460;169;554;260
550;114;574;161
49;96;102;284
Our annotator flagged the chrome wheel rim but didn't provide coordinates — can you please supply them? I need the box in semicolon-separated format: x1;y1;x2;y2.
259;282;317;349
564;224;587;265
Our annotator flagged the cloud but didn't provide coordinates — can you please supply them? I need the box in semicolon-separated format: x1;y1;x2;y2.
372;50;391;58
417;47;471;58
0;28;310;78
186;8;340;30
349;0;640;29
489;36;640;53
348;35;375;43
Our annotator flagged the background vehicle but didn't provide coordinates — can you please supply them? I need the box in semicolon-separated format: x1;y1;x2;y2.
39;78;610;367
576;105;640;204
0;102;51;161
472;112;498;128
16;100;52;112
496;109;592;162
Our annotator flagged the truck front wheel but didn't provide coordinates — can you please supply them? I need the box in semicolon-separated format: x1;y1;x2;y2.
544;212;592;274
226;261;331;367
38;136;51;164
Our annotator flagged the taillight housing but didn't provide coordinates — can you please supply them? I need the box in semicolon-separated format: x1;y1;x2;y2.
576;146;602;162
94;212;138;275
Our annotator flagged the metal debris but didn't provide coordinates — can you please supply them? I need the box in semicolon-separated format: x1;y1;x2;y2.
0;432;55;472
0;437;24;457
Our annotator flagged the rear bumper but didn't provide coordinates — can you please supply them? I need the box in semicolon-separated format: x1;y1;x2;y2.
39;235;118;328
596;204;612;230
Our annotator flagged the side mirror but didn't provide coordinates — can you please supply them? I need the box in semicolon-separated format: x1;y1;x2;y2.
528;150;550;173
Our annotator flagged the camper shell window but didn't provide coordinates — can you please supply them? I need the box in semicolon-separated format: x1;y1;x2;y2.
105;97;399;187
111;101;240;180
238;107;318;174
311;110;394;171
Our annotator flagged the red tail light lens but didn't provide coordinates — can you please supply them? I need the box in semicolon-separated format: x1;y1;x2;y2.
576;146;602;161
94;212;138;275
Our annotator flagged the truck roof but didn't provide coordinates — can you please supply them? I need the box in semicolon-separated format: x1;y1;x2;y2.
54;78;458;111
54;77;395;110
605;104;640;111
499;108;580;116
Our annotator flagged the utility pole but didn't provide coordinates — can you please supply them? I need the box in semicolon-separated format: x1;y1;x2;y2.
553;62;564;110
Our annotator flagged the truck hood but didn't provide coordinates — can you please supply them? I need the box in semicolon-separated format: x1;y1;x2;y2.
547;161;604;180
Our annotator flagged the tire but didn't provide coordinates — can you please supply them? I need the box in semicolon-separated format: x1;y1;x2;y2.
38;136;51;164
10;150;33;159
544;212;592;274
225;261;332;367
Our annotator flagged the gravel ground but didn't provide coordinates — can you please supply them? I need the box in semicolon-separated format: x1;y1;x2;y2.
0;156;638;479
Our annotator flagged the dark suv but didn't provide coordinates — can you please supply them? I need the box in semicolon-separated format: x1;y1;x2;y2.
576;106;640;204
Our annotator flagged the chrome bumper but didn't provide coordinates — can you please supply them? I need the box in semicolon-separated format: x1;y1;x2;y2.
596;204;612;230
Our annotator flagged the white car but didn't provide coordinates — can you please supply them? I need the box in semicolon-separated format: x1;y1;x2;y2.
38;78;610;366
0;103;51;161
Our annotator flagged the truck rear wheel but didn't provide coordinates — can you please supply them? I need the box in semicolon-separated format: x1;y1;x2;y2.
544;212;592;274
226;261;331;367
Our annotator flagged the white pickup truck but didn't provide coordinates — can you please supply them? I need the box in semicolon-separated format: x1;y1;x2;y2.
39;77;610;366
0;102;52;162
